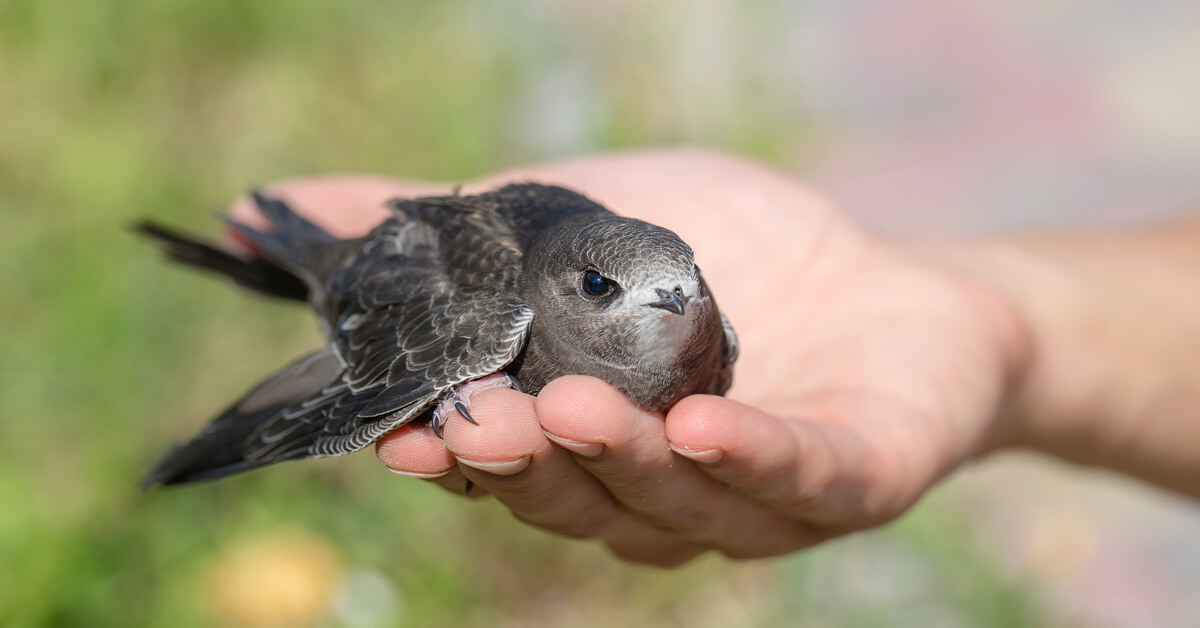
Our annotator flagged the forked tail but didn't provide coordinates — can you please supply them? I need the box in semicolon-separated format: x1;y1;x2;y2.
134;191;337;301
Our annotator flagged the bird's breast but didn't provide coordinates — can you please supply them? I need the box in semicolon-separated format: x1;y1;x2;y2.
509;302;724;412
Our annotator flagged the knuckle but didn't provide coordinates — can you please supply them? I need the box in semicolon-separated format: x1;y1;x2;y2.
716;522;824;560
858;446;922;523
504;486;621;539
779;457;835;515
628;504;717;541
603;467;678;499
431;474;488;499
511;509;608;539
606;542;703;568
502;475;568;509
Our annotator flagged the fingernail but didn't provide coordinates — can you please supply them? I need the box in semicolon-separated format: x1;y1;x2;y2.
386;466;454;479
668;443;724;465
454;454;532;476
544;432;605;458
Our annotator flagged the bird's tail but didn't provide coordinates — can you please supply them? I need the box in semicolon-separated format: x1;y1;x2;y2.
134;191;335;301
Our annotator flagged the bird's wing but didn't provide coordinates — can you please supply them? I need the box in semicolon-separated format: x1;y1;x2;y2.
144;209;536;485
268;209;537;458
300;288;535;458
141;348;350;486
716;312;739;396
720;313;739;366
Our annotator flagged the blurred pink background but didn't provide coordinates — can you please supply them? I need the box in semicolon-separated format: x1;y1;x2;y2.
794;2;1200;626
797;1;1200;234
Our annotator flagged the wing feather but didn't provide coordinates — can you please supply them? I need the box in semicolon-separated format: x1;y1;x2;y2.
145;193;537;485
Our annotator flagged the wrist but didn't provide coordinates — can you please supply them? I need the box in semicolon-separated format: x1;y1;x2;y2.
941;221;1200;496
948;239;1114;457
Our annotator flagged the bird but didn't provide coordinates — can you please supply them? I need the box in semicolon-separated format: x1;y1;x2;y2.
137;183;738;487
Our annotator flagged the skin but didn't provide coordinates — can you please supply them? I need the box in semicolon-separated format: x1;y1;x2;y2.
230;148;1200;567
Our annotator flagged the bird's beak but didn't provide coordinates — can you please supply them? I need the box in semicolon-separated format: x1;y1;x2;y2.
644;288;687;315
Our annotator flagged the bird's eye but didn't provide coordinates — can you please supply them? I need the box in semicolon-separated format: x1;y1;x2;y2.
581;269;614;298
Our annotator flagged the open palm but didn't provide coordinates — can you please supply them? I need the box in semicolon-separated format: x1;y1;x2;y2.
232;149;1027;565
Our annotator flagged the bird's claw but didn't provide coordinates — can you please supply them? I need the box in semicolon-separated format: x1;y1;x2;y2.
454;401;477;425
430;372;521;438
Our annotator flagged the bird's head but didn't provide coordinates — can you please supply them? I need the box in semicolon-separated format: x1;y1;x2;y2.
522;215;714;367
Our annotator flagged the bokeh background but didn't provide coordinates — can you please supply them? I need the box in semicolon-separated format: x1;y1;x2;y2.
3;1;1199;626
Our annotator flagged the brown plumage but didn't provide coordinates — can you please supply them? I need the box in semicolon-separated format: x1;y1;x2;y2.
138;184;737;487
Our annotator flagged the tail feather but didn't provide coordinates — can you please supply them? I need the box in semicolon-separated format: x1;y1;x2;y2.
135;221;310;301
137;194;360;487
219;191;337;275
249;190;335;244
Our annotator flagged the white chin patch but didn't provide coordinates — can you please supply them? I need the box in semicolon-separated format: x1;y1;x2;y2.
635;306;695;364
626;275;703;363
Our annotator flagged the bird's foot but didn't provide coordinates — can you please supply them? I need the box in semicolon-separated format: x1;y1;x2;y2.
430;372;522;438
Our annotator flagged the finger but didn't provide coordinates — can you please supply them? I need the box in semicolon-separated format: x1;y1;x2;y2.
376;420;455;472
536;376;826;558
665;392;921;530
375;419;494;498
227;176;449;237
440;386;708;566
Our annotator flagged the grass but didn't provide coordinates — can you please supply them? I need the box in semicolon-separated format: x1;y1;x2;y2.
0;1;1044;625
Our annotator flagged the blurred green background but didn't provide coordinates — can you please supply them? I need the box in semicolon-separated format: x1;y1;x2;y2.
0;1;1132;626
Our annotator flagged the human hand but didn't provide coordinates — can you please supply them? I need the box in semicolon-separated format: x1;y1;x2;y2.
231;149;1029;565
